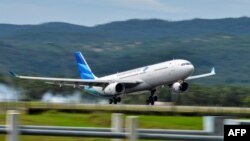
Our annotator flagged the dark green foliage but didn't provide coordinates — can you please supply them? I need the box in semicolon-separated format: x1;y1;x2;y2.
177;85;250;107
0;18;250;85
1;75;250;107
0;17;250;105
243;97;250;107
122;84;250;107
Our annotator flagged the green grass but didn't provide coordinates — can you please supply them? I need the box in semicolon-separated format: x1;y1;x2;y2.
0;111;203;129
19;111;111;127
138;115;202;130
0;111;203;141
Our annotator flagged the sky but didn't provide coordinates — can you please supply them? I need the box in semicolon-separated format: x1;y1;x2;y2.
0;0;250;26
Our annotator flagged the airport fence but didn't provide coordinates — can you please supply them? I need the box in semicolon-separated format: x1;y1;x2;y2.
0;111;230;141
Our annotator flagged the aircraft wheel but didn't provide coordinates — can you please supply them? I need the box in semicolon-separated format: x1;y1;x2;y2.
116;97;121;102
109;99;113;104
153;96;158;101
150;99;155;105
146;96;155;105
113;98;117;104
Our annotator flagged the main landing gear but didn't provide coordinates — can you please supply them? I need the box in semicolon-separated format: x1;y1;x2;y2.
109;97;121;104
146;89;158;105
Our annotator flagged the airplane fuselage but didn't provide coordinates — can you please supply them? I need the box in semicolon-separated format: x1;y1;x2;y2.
84;59;194;97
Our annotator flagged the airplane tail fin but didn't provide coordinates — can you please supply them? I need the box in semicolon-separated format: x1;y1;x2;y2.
74;51;97;80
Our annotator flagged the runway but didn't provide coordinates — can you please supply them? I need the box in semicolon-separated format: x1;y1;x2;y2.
1;102;250;116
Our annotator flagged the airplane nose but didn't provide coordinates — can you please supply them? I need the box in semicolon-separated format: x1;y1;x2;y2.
188;64;194;74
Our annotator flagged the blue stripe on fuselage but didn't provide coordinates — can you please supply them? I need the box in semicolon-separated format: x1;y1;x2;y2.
83;86;103;97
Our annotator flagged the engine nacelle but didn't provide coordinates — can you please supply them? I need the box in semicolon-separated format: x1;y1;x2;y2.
171;82;189;93
104;83;125;95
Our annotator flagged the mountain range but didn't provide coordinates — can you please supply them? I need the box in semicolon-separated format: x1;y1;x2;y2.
1;17;250;85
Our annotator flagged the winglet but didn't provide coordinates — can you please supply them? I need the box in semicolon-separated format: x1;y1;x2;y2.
9;71;18;77
186;67;216;80
211;67;216;75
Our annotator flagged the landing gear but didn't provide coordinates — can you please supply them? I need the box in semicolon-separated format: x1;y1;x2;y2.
146;89;158;105
109;97;121;104
116;97;121;102
109;99;113;104
153;95;158;101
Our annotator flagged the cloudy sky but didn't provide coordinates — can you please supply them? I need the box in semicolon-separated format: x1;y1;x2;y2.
0;0;250;26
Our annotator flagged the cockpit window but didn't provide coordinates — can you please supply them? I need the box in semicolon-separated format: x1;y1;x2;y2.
181;63;191;66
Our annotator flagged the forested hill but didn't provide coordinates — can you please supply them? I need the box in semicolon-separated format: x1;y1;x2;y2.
0;17;250;85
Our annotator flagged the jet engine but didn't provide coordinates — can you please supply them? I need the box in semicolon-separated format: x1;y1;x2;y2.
171;82;189;93
104;83;125;95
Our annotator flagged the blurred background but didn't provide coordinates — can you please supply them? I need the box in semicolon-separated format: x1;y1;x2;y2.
0;0;250;141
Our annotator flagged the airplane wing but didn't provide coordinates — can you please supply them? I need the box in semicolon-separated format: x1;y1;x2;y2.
185;67;216;80
9;72;142;87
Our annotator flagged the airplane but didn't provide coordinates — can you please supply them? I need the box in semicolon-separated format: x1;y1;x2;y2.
10;51;215;105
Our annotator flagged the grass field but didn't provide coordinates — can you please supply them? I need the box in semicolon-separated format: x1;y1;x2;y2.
0;111;203;141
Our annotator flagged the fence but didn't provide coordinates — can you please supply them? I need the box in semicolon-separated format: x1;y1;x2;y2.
0;111;229;141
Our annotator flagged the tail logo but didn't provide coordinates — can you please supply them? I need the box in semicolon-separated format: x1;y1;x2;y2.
75;52;96;80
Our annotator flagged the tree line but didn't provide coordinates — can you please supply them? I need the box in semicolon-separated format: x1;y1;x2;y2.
0;75;250;107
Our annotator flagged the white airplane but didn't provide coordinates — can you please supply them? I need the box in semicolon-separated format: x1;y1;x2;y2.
10;51;215;105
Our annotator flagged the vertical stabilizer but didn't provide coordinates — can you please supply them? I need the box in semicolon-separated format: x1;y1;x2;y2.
74;51;97;79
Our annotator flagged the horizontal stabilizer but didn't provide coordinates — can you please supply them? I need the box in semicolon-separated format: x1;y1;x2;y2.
9;71;18;77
